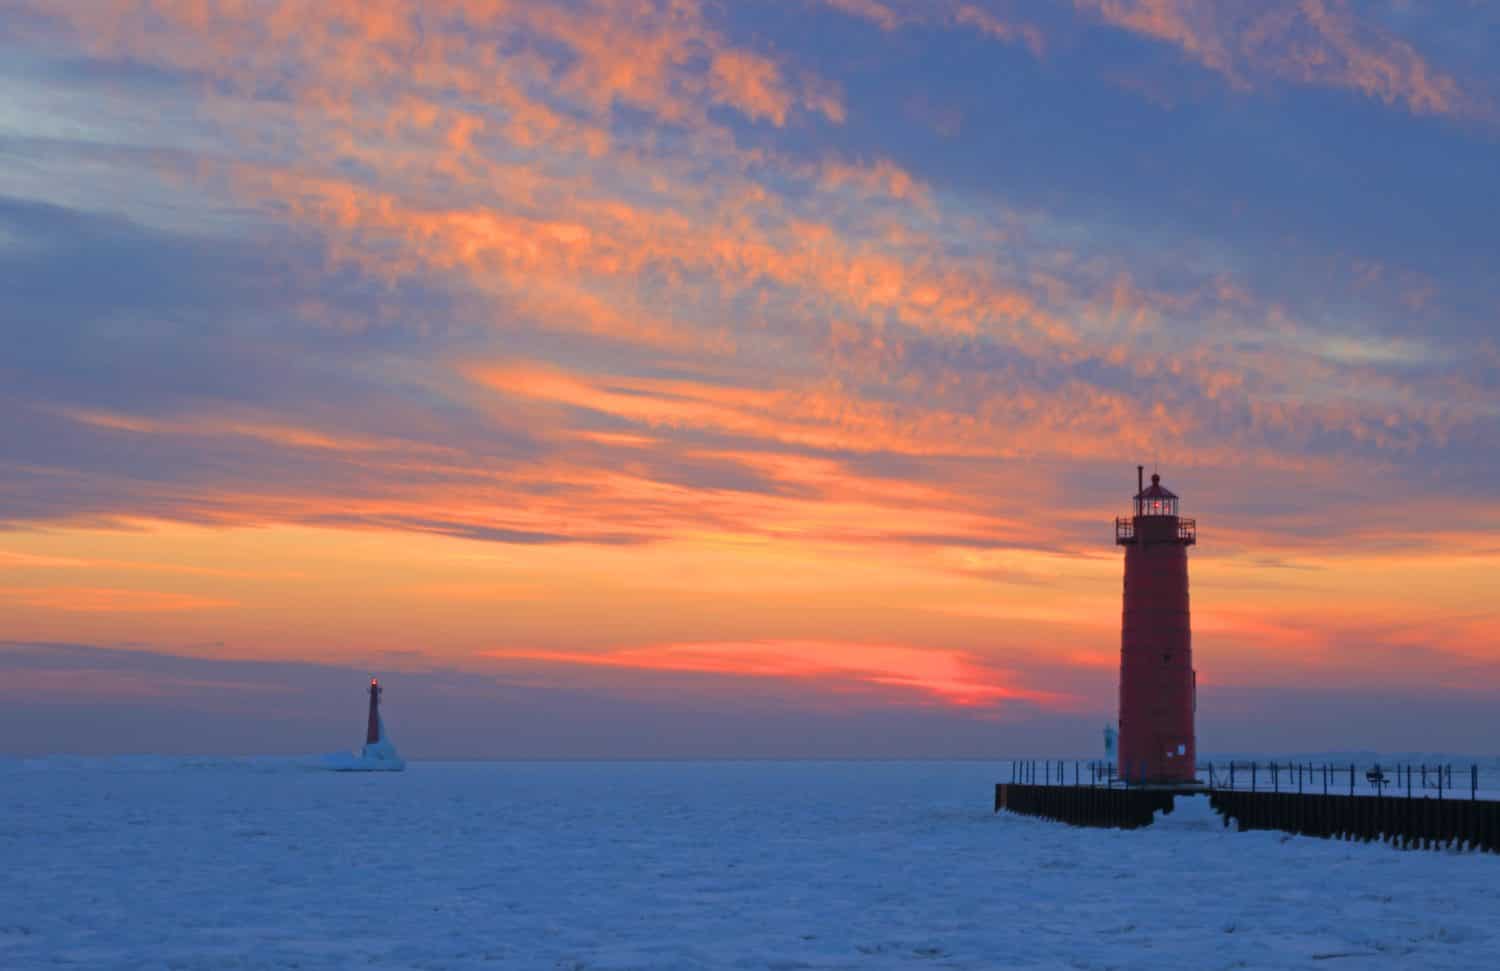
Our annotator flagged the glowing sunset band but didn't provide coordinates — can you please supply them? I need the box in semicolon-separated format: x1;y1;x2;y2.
487;641;1080;710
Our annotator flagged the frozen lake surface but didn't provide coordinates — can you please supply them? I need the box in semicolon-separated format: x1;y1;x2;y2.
5;759;1498;969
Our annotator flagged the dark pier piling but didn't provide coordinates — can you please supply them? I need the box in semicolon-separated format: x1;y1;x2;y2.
1209;790;1500;852
994;782;1181;829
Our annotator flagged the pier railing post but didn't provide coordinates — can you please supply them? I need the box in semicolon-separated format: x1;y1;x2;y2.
1473;764;1478;801
1349;763;1355;797
1251;762;1257;793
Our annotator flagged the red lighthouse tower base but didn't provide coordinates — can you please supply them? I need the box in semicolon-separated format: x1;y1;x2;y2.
1116;468;1197;785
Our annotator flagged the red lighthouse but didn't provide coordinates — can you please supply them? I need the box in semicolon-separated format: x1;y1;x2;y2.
1115;467;1197;785
366;677;382;745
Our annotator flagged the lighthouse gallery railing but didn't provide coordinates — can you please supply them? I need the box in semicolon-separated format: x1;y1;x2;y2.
1114;517;1196;543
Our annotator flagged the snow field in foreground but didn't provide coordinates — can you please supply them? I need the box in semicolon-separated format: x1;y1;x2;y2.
4;760;1498;969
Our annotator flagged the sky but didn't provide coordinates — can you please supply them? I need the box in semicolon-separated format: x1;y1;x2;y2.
2;0;1498;758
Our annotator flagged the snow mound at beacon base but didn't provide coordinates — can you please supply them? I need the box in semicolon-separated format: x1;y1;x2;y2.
321;716;405;772
1151;791;1222;831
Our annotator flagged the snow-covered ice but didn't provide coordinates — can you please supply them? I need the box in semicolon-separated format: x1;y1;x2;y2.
4;759;1498;969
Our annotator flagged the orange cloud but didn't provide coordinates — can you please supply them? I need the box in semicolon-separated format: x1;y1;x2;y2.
0;550;279;579
53;407;462;459
818;0;906;33
52;0;841;132
1073;0;1472;118
817;0;1046;56
817;158;934;208
0;669;274;701
709;50;796;126
953;4;1046;57
478;357;1142;456
0;587;236;613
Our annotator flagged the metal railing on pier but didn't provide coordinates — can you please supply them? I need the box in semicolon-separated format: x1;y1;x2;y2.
1006;759;1488;801
1199;761;1482;801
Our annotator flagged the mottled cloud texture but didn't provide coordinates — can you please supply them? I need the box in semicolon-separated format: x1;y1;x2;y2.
1;0;1497;755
